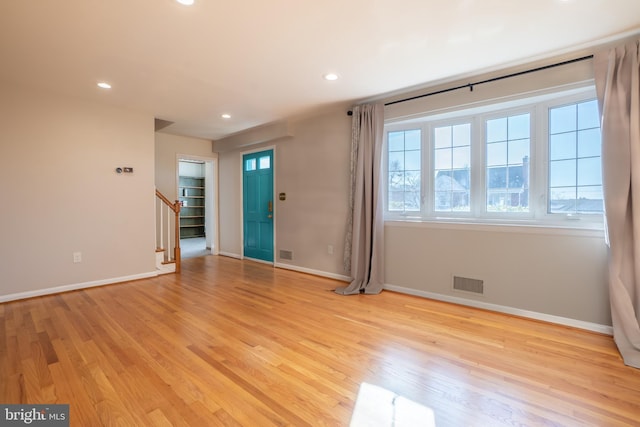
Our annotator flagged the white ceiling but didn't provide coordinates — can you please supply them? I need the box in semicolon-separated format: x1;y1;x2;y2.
1;0;639;140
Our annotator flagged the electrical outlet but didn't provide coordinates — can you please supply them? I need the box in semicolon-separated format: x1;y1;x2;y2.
327;245;334;255
73;252;82;263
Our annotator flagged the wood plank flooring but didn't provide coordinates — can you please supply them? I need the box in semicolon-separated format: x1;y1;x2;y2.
2;255;640;426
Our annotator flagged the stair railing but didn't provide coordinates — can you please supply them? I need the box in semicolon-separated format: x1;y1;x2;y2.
155;189;182;273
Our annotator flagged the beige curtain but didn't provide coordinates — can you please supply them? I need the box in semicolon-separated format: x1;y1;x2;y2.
594;38;640;368
337;104;385;295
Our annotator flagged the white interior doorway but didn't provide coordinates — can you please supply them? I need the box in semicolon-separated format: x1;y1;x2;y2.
177;154;219;258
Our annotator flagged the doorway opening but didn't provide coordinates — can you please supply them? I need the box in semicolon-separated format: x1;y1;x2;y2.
177;155;218;258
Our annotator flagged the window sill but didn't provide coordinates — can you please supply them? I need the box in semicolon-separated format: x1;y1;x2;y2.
384;217;605;238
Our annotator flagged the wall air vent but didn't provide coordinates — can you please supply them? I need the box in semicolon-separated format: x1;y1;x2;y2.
453;275;484;294
279;250;293;260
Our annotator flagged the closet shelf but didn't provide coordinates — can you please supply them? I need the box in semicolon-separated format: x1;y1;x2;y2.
178;176;205;238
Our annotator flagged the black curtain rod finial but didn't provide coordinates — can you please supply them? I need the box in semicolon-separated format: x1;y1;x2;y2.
347;110;353;116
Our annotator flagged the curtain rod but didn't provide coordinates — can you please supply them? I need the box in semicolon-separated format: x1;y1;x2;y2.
347;54;594;115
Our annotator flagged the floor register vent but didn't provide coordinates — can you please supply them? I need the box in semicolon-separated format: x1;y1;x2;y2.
453;276;484;294
279;250;293;260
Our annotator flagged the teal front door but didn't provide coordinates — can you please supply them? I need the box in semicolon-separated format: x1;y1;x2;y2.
243;150;274;262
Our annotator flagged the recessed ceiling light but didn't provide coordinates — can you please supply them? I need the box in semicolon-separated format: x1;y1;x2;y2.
221;114;231;119
176;0;194;5
323;73;339;81
97;82;111;89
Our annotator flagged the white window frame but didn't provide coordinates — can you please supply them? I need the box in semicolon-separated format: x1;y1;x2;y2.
428;117;474;218
383;84;603;230
480;106;535;220
387;128;423;214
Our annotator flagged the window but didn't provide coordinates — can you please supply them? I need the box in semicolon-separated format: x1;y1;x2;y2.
384;86;603;228
434;123;470;212
259;155;271;169
247;156;271;171
486;113;530;212
245;158;257;171
548;100;602;214
388;129;421;212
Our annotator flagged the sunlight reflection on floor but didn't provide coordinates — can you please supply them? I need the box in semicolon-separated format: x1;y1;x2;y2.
350;382;436;427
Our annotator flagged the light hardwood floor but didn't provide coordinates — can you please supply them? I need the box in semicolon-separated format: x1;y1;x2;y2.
1;256;640;426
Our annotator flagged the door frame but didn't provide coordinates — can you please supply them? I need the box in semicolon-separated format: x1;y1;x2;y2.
176;153;219;255
240;145;276;264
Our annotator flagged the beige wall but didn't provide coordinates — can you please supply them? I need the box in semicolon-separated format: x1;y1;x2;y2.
215;107;352;275
276;110;351;274
154;132;214;199
217;149;243;256
0;85;156;299
385;223;609;326
154;132;217;251
179;161;205;178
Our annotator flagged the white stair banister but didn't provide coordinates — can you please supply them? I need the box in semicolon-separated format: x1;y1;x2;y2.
155;189;182;273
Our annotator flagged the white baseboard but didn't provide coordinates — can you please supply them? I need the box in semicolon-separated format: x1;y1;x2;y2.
245;257;274;265
275;262;351;282
216;254;350;282
218;251;242;259
0;271;159;303
384;284;613;336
